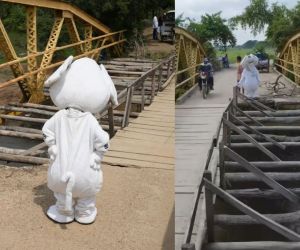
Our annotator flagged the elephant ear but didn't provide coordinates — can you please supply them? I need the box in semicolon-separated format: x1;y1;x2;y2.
100;64;118;106
44;56;74;87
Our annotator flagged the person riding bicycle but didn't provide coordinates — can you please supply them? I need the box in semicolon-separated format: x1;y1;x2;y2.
198;58;214;91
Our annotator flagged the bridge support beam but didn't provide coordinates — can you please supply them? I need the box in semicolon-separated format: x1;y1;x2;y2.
0;18;30;101
26;6;38;93
65;17;83;55
33;15;65;103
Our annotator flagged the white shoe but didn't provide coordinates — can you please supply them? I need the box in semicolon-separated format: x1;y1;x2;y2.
75;208;97;224
47;205;74;223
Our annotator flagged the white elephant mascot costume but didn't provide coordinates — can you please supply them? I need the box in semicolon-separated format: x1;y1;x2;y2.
239;54;260;98
42;56;118;224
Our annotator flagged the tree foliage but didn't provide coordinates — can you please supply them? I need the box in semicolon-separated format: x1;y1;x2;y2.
186;12;236;51
175;13;185;27
230;0;300;51
0;0;174;54
64;0;174;35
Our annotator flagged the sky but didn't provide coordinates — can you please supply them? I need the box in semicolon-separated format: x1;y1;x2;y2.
175;0;298;45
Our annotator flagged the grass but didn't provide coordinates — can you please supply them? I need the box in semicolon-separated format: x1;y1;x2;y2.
217;47;276;64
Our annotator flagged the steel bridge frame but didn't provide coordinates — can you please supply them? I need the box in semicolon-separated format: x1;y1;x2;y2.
174;27;206;100
275;33;300;85
0;0;126;103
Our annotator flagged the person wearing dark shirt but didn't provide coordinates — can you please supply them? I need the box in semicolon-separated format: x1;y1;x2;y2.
198;58;214;91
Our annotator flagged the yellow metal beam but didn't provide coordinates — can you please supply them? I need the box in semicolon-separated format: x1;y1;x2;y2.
32;16;64;103
65;17;83;55
0;18;30;101
26;6;37;91
84;24;93;52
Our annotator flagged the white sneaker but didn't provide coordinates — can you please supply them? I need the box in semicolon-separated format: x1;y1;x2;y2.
47;205;74;223
75;208;97;224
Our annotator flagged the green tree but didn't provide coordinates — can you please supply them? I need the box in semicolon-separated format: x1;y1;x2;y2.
175;13;186;27
230;0;300;51
64;0;174;35
187;12;236;51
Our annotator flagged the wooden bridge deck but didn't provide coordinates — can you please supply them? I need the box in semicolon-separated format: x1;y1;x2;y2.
104;81;174;170
175;68;236;249
175;104;226;249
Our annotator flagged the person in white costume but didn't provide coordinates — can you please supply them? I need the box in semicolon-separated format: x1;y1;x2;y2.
239;54;260;98
153;15;159;40
42;56;118;224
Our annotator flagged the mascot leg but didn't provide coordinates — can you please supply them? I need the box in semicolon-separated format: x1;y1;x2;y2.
47;192;75;223
75;196;97;224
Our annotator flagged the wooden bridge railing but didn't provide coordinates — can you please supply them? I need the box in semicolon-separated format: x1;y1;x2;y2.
119;54;176;128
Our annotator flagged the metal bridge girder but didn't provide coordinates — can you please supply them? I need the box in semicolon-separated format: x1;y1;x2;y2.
34;15;65;103
0;18;30;101
65;17;83;55
26;6;38;92
277;33;300;85
0;0;127;105
84;24;93;53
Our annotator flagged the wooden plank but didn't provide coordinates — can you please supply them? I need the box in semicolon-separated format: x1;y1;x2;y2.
229;113;286;150
0;114;46;123
9;102;59;111
205;241;300;250
0;129;43;140
204;171;214;242
222;118;281;161
0;125;41;134
20;142;47;156
215;210;300;226
122;86;133;128
107;104;115;138
237;91;276;112
0;146;43;155
239;97;272;117
0;152;48;164
203;179;300;241
0;105;54;116
224;146;299;204
232;103;263;126
225;161;300;172
227;187;300;199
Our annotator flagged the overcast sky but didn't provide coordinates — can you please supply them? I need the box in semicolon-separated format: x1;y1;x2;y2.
175;0;298;45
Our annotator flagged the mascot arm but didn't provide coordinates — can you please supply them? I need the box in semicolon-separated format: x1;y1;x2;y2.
90;122;110;169
42;117;57;161
94;125;109;160
239;70;246;87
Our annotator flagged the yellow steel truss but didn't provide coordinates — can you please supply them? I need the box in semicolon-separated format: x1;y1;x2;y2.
276;33;300;85
0;18;31;101
175;27;205;90
0;0;126;104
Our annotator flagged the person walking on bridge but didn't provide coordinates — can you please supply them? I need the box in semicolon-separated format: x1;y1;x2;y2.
239;54;260;98
153;15;159;40
198;58;214;91
236;56;244;94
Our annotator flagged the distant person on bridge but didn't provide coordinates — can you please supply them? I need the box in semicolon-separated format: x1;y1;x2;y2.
198;58;214;91
236;56;244;94
239;54;260;98
153;15;159;40
222;54;229;68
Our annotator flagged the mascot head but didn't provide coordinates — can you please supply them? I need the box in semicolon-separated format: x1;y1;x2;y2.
45;56;118;113
241;54;259;72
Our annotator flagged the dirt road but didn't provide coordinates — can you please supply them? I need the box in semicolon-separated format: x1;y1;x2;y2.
0;162;173;250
